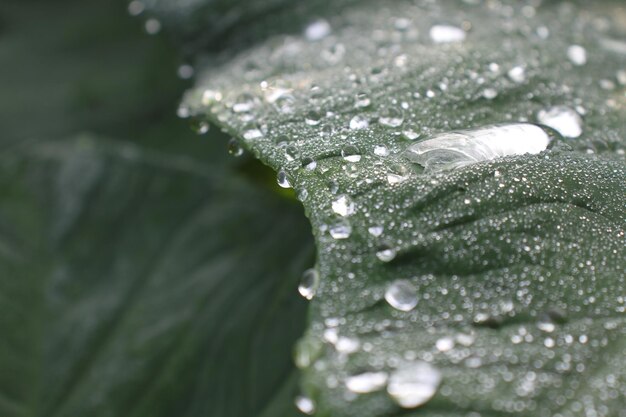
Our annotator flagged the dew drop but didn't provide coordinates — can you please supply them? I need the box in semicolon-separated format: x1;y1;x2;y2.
387;362;442;408
128;0;145;16
379;107;404;127
233;93;257;113
298;269;320;300
329;221;352;239
305;110;322;126
335;336;360;354
297;188;309;202
374;145;389;157
285;145;300;162
332;195;356;217
368;225;384;237
145;18;161;35
567;44;587;66
190;119;210;135
507;66;526;83
354;93;371;108
349;115;369;130
345;372;388;394
294;396;315;415
304;19;331;41
376;244;397;262
429;24;466;43
243;127;263;140
536;106;583;138
277;170;291;188
482;88;498;99
404;123;556;173
341;145;362;162
302;157;317;171
227;138;244;157
436;337;455;352
385;280;418;311
402;129;421;141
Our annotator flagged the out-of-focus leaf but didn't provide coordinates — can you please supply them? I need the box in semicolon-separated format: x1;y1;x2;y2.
0;137;313;417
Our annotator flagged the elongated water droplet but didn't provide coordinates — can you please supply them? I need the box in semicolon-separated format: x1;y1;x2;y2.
429;24;466;43
404;123;556;173
345;372;388;394
294;396;315;415
387;362;441;408
385;280;418;311
537;106;583;138
331;195;355;217
342;145;361;162
298;269;319;300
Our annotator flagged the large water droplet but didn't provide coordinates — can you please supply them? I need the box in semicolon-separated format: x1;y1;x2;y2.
385;280;418;311
404;123;556;173
537;106;583;138
298;269;320;300
387;362;442;408
429;24;466;43
345;372;389;394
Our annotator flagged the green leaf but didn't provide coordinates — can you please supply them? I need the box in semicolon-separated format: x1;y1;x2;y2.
155;0;626;415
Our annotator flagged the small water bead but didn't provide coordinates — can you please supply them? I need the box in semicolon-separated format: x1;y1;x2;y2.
304;18;331;41
335;336;360;354
567;44;587;66
402;129;421;141
243;127;263;140
345;372;389;394
404;123;556;173
297;188;309;202
536;106;583;138
385;280;418;312
298;268;320;300
429;24;466;43
232;93;257;113
368;225;384;237
349;115;369;130
379;107;404;127
305;110;322;126
332;195;356;217
277;170;291;188
128;0;145;16
190;119;210;135
482;88;498;99
145;18;162;35
284;145;300;162
227;138;244;157
177;64;194;80
436;337;455;352
341;145;362;162
201;89;223;106
376;244;397;262
329;220;352;239
387;362;442;408
302;157;317;171
507;66;526;83
294;396;315;415
354;93;371;108
374;145;389;157
328;180;339;194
